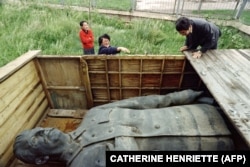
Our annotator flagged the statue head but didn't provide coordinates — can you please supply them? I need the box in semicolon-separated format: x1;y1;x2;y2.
13;127;70;165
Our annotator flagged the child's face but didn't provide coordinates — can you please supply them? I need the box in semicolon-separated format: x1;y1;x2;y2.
102;38;110;47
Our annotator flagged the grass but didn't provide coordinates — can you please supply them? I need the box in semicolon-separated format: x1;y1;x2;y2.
0;3;250;67
193;9;235;20
239;10;250;26
24;0;132;10
192;9;250;25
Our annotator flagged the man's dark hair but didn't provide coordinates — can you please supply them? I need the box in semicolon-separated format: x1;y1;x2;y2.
79;20;87;26
98;34;111;46
175;17;191;31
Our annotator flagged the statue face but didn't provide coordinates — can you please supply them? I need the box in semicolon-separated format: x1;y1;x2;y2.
26;127;70;154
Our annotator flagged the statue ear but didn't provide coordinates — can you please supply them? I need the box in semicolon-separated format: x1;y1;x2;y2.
35;155;49;165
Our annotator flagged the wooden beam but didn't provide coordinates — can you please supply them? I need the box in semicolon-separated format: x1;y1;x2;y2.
0;50;41;82
184;49;250;148
48;109;88;119
80;58;94;109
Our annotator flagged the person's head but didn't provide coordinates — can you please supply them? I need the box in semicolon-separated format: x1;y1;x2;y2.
175;17;192;36
80;20;89;31
13;127;70;165
98;34;111;47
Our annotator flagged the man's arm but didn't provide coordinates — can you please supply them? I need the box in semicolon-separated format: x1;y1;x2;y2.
98;46;120;55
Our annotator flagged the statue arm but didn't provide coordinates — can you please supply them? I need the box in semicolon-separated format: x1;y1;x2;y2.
92;89;203;110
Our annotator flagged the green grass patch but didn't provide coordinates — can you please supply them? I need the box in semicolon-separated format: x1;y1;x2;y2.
25;0;132;11
193;9;250;25
192;9;235;20
0;3;250;67
239;10;250;25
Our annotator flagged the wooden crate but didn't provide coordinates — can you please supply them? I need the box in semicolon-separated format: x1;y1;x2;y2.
1;51;205;166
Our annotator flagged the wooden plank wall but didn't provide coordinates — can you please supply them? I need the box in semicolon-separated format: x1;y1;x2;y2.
0;52;208;166
0;51;49;166
0;52;209;166
82;55;203;106
36;56;88;109
184;49;250;149
37;54;204;108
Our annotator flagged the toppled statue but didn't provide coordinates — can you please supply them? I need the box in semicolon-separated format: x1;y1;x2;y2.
13;89;234;166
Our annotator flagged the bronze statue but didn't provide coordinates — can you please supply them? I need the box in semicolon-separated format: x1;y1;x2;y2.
13;89;234;166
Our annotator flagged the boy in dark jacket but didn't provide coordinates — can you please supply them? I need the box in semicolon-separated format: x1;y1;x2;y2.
175;17;221;59
98;34;130;55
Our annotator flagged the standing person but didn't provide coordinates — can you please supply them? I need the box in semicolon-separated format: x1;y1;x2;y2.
98;34;130;55
79;21;95;55
175;17;221;59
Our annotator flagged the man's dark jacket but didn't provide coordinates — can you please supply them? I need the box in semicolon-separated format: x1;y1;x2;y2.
186;18;221;53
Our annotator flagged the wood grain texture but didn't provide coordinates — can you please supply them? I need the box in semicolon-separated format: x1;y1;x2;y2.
184;49;250;148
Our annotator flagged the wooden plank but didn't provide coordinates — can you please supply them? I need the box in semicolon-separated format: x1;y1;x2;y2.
38;58;82;86
0;61;39;100
36;55;190;109
179;59;186;88
38;57;89;109
0;50;41;82
34;58;54;108
39;116;82;133
81;54;185;60
49;89;87;109
239;49;250;61
46;86;85;90
48;109;88;119
0;63;41;126
0;85;46;155
118;59;122;99
88;71;184;74
0;98;48;167
104;59;111;102
184;49;250;148
80;58;94;109
84;55;201;106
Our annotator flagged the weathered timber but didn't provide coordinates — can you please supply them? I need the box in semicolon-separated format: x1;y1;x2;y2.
48;109;88;119
0;51;48;167
37;57;88;109
0;62;40;126
184;49;250;148
80;55;200;106
0;50;41;82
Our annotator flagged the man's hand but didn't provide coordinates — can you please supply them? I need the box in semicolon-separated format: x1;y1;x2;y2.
118;47;130;53
192;51;202;59
180;46;188;52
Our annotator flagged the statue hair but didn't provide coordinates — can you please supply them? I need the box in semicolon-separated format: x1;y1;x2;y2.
13;130;37;164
